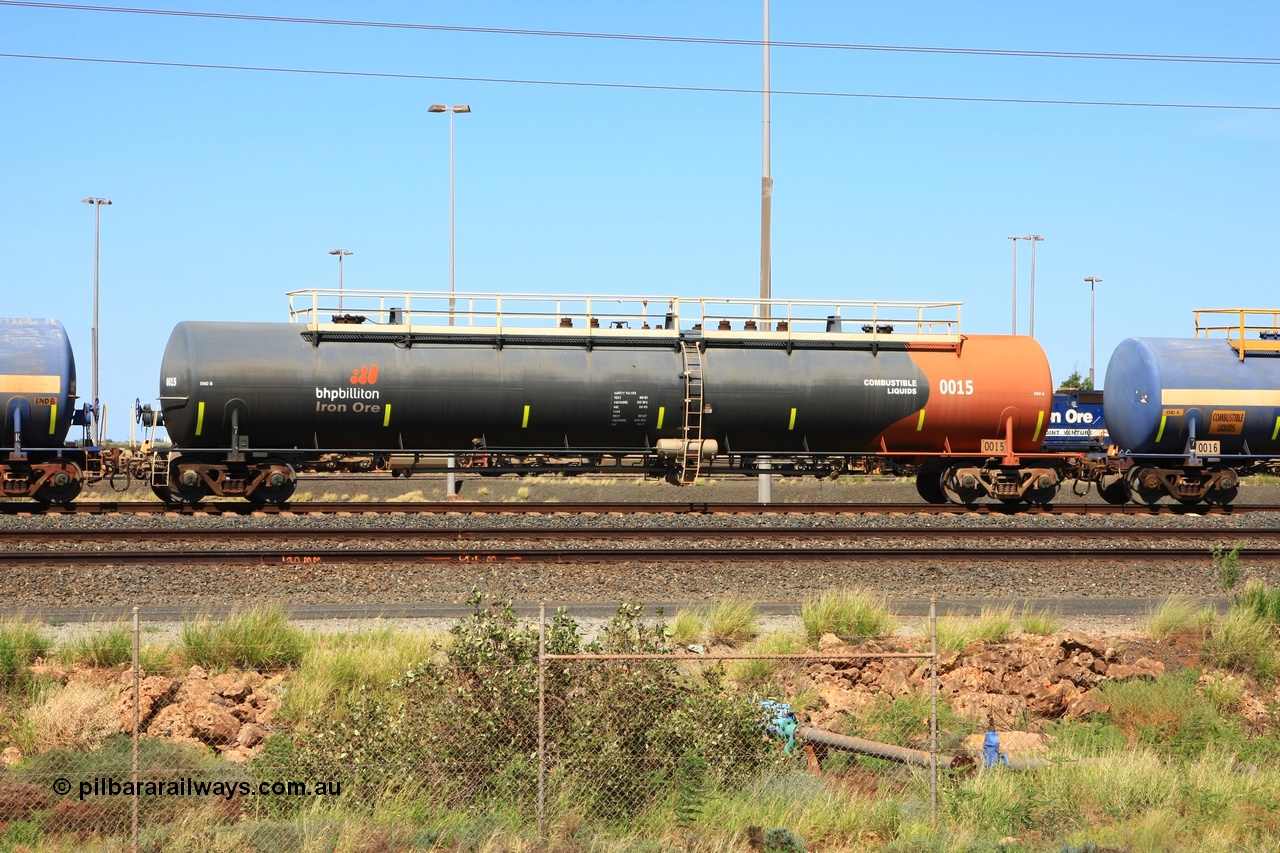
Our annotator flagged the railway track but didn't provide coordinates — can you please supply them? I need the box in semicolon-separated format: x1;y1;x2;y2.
4;525;1276;567
3;525;1276;545
8;546;1279;568
6;500;1280;516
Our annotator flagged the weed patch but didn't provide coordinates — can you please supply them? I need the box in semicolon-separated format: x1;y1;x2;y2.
800;589;895;640
180;606;307;670
1202;608;1279;681
1098;670;1235;757
0;617;51;695
705;599;761;646
57;622;133;669
1146;596;1213;643
936;605;1016;651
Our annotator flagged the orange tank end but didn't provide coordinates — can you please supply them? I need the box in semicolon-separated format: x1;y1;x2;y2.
876;335;1054;455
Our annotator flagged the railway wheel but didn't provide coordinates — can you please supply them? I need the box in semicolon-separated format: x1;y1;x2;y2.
1127;466;1165;506
915;470;946;504
940;466;983;506
167;457;211;504
1206;468;1239;506
1023;486;1056;506
1097;475;1130;505
250;458;297;505
34;462;83;505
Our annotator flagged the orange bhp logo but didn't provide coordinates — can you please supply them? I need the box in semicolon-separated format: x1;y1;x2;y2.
350;365;379;385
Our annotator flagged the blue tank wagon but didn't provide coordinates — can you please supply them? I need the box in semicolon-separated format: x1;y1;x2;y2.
1103;309;1280;505
0;318;92;503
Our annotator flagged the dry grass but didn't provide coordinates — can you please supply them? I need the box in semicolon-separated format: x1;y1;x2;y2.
668;609;704;646
28;679;121;752
1146;596;1215;642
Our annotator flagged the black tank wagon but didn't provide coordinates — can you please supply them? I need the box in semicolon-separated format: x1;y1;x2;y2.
147;290;1064;504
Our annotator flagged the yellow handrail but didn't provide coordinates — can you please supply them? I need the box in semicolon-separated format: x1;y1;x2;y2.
1194;308;1280;361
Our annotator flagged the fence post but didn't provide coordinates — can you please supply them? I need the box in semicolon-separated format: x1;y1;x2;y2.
929;595;938;831
131;604;140;853
537;601;546;839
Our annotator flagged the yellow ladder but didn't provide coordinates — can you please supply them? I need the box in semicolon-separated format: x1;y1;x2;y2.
680;340;704;485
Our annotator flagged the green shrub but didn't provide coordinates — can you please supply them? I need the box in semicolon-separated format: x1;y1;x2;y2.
847;690;977;759
1212;542;1244;593
180;606;307;670
800;589;896;640
1198;672;1247;713
259;594;780;822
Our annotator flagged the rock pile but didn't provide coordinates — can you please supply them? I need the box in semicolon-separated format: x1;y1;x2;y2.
114;666;282;762
807;632;1165;732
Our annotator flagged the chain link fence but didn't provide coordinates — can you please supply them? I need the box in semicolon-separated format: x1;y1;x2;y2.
1;602;941;851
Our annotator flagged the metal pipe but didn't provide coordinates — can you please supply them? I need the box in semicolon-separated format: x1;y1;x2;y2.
794;724;971;770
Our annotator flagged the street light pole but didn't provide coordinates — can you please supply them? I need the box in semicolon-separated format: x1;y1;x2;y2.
1085;277;1103;387
328;249;353;312
81;197;112;445
1007;236;1025;334
760;0;772;324
428;104;471;499
1027;235;1044;338
428;104;471;325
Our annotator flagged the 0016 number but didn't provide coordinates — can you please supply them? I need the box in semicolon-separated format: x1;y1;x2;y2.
938;379;973;395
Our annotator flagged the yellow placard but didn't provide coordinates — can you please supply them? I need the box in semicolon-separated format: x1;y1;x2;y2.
1208;410;1245;435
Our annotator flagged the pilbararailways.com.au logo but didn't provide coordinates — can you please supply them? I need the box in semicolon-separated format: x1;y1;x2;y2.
57;776;342;801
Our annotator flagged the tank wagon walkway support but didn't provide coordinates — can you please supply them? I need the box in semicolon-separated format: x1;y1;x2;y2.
680;339;704;485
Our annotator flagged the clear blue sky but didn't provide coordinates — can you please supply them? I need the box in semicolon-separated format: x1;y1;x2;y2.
2;1;1277;439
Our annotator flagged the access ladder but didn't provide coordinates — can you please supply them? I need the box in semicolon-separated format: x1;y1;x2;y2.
680;340;704;485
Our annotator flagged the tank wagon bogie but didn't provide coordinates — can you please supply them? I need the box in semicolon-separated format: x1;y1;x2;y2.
147;291;1072;504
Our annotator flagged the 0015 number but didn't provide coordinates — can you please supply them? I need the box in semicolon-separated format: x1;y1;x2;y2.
938;379;974;395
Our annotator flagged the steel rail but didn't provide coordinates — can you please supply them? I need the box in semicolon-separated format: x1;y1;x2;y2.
6;500;1280;516
5;545;1279;566
0;597;1209;624
2;526;1278;545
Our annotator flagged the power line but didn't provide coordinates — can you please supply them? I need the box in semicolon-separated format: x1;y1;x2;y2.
3;52;1276;111
4;1;1279;66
